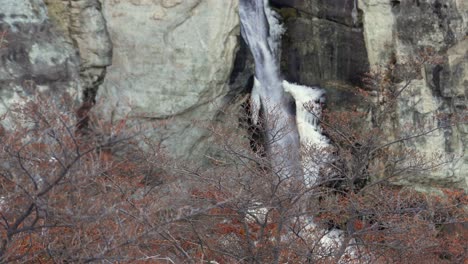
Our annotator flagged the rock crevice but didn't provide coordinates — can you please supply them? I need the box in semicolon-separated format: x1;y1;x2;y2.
271;0;467;190
44;0;113;103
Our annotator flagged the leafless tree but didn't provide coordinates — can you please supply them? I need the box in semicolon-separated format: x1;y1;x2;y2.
0;51;465;263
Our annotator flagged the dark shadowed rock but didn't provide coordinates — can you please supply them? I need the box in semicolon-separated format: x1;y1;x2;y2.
276;0;369;111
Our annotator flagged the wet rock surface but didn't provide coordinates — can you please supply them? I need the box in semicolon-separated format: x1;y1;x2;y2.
0;0;465;189
273;0;369;111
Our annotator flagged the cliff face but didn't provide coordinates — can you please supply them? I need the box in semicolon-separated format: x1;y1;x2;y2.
96;0;239;159
271;0;467;189
271;0;370;110
0;0;82;118
0;0;465;189
44;0;112;100
0;0;239;161
0;0;112;124
365;0;467;189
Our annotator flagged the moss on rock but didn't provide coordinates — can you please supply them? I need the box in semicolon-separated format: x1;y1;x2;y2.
44;0;70;35
278;8;298;21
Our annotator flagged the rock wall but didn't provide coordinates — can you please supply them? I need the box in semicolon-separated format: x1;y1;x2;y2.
360;0;467;189
0;0;82;120
271;0;369;110
0;0;112;122
96;0;239;159
44;0;112;100
0;0;465;189
272;0;467;190
0;0;239;161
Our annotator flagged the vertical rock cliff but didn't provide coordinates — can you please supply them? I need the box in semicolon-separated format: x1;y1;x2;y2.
360;0;467;189
0;0;465;189
271;0;369;110
0;0;112;118
0;0;239;162
271;0;467;189
96;0;239;159
44;0;112;100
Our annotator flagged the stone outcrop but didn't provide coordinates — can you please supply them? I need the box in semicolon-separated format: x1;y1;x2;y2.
271;0;467;190
359;0;467;189
0;0;112;123
0;0;239;161
0;0;464;190
97;0;239;159
44;0;112;101
272;0;369;110
0;0;81;122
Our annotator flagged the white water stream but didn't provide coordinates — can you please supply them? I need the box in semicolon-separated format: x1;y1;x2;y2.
238;0;354;258
239;0;301;179
239;0;329;184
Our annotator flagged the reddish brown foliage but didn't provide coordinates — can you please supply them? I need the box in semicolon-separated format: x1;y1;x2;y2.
0;51;466;263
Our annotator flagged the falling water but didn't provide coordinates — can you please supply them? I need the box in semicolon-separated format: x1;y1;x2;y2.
351;0;359;26
239;0;301;178
239;0;357;257
283;81;331;186
239;0;330;184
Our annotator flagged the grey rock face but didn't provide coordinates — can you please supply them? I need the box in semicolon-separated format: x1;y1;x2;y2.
272;0;361;27
358;0;467;190
1;0;463;190
271;0;467;189
0;0;82;118
44;0;113;101
0;0;240;162
0;0;112;119
96;0;239;159
385;0;467;189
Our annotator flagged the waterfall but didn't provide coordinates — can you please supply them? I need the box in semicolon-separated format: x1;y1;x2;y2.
352;0;358;26
239;0;284;115
239;0;300;178
283;81;331;186
238;1;356;259
239;0;329;184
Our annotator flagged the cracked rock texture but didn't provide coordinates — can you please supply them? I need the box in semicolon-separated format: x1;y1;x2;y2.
44;0;112;101
97;0;239;159
0;0;112;122
274;0;369;110
271;0;467;190
369;0;467;190
0;0;239;162
0;0;82;119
